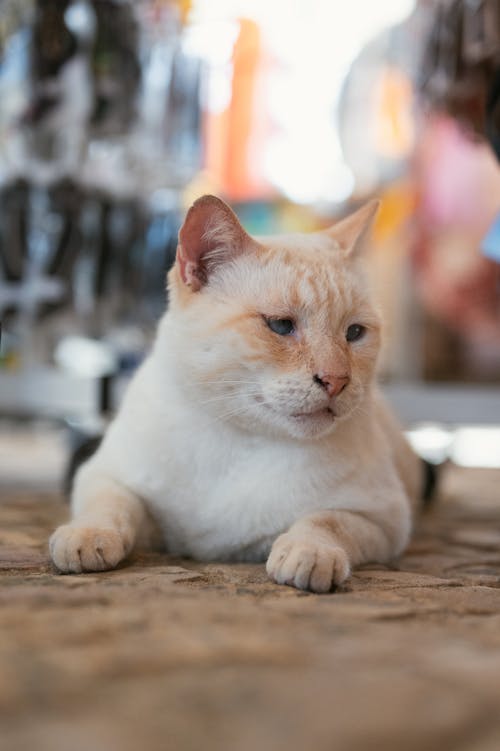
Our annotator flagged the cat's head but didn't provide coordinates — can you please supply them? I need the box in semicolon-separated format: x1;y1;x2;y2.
167;195;381;440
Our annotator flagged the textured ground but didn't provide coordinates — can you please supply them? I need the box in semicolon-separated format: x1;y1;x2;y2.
1;466;500;751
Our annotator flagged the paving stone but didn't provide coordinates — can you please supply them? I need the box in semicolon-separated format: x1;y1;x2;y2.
1;467;500;750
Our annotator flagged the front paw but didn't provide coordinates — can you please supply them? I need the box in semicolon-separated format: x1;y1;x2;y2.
49;524;129;574
266;533;350;593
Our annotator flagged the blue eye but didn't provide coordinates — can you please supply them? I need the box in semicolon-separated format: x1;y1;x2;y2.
346;324;366;342
266;318;295;336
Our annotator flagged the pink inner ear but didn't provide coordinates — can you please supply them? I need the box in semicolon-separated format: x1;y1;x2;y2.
176;195;250;291
178;200;216;290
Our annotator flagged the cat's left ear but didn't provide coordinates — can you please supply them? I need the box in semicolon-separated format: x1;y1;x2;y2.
323;199;380;258
177;195;257;291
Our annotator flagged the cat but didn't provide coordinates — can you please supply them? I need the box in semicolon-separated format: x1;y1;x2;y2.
49;194;423;593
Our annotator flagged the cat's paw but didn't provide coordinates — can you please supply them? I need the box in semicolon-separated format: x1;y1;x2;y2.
49;524;129;574
266;533;350;593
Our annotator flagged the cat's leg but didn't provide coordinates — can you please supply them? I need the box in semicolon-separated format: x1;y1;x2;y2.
266;496;411;593
50;469;147;574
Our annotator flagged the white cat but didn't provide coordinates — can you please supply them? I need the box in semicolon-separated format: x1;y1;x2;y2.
50;195;422;592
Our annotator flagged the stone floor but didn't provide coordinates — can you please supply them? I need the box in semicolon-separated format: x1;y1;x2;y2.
1;465;500;751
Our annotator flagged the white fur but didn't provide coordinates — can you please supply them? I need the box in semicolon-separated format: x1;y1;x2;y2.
50;217;421;591
64;314;411;561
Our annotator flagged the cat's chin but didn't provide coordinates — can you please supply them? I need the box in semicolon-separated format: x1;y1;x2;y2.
257;404;339;441
286;410;338;440
291;406;334;421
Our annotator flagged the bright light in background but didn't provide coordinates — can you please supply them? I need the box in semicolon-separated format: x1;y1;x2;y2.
407;425;454;465
452;428;500;469
190;0;416;204
54;336;117;379
407;425;500;469
183;21;240;113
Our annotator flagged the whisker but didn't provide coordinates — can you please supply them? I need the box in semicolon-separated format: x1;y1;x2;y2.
211;405;253;426
186;400;254;430
193;391;262;408
350;401;371;420
199;380;261;386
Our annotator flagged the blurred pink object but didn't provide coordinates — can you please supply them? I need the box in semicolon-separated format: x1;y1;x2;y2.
413;115;500;344
418;116;500;232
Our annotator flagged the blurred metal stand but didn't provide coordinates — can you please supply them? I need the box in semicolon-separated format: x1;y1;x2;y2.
0;0;201;424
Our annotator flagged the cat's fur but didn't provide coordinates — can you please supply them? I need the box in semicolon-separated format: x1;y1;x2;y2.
50;195;422;593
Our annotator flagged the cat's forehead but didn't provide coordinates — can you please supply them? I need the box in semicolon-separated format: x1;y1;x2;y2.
255;234;344;310
255;232;339;258
254;231;356;296
213;231;369;317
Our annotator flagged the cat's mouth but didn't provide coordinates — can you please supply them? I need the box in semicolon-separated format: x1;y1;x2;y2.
291;406;335;420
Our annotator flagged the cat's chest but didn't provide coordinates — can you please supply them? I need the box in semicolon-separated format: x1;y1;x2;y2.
107;365;369;560
135;426;347;559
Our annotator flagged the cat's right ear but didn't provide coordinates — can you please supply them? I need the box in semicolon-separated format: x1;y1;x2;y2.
177;195;255;291
323;199;380;258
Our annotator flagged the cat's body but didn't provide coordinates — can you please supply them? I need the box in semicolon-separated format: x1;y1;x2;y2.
50;195;422;592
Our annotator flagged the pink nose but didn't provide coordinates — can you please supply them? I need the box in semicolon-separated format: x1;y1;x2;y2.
313;373;350;398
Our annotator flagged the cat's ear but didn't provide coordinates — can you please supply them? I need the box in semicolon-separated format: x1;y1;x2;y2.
324;199;380;258
177;195;256;291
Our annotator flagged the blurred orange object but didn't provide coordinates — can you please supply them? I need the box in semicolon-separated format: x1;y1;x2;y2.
204;18;273;201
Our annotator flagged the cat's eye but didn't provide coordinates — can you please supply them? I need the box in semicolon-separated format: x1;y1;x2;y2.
346;324;366;342
265;318;295;336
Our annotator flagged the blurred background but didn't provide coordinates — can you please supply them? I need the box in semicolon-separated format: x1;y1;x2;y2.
1;0;499;487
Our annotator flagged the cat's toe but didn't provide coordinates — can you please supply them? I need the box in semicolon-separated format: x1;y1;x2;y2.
49;524;127;574
310;544;350;592
266;534;350;593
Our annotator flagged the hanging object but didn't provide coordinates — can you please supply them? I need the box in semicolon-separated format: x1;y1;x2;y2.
418;0;500;158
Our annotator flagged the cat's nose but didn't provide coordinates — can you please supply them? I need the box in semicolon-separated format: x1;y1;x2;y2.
313;373;350;397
